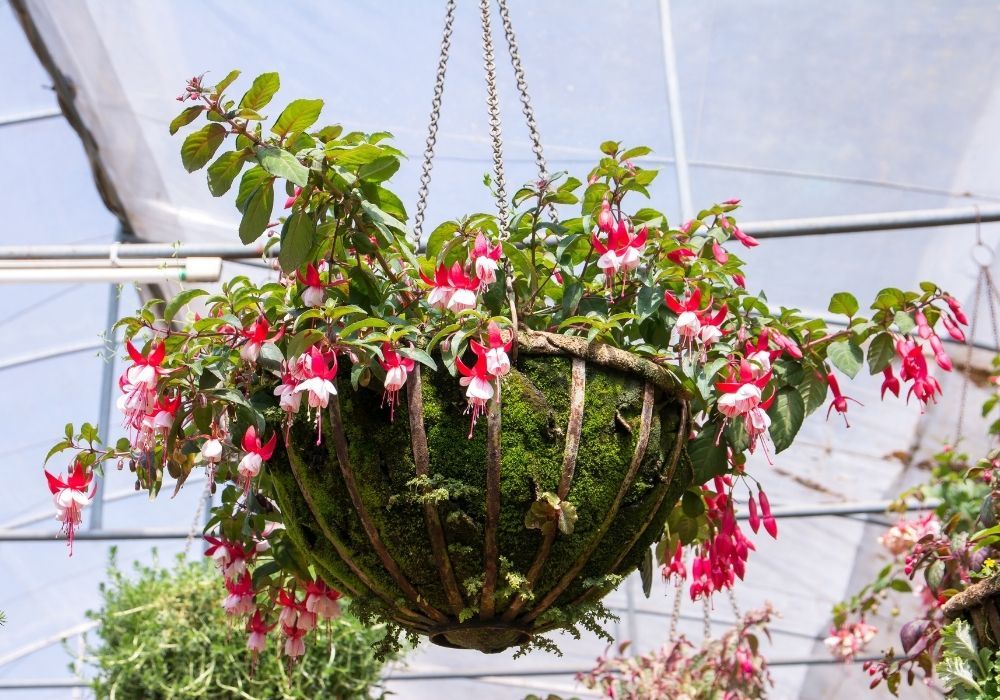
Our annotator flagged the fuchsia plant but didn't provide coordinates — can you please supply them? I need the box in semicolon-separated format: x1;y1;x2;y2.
45;70;968;661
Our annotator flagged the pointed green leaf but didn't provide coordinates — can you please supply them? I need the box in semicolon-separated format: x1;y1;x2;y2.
238;183;274;244
239;72;280;111
180;123;227;172
828;339;863;379
867;332;895;374
767;387;805;453
278;211;316;273
828;291;859;318
271;98;324;138
256;146;309;187
206;150;248;196
169;105;205;135
163;289;208;323
213;69;241;95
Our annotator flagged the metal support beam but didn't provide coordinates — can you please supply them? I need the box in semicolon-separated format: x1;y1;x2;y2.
1;202;996;264
0;107;62;128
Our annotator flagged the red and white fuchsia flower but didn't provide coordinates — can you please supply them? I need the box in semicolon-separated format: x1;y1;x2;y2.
457;343;497;437
204;534;253;580
471;232;502;286
223;573;256;617
44;461;95;554
664;289;726;352
478;322;512;377
246;610;275;660
304;580;343;620
239;315;284;363
591;203;648;289
117;340;167;430
715;360;775;457
293;346;338;440
380;343;415;419
296;263;331;308
237;425;277;492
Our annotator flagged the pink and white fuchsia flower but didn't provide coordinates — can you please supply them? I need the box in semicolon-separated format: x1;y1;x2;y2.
239;315;284;363
421;262;482;313
293;346;339;441
304;580;343;620
246;610;275;661
715;359;775;457
117;340;167;429
457;343;496;438
471;232;502;286
591;214;648;289
380;343;415;420
478;322;512;377
204;534;253;580
44;461;95;555
273;371;303;415
237;425;277;492
223;573;256;617
296;263;331;308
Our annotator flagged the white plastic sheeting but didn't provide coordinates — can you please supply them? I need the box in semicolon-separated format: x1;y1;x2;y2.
4;1;1000;697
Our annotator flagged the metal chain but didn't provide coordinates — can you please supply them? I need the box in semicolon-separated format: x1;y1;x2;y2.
412;0;457;244
702;596;712;640
496;0;547;182
184;479;212;557
727;588;742;621
480;0;509;234
668;578;683;642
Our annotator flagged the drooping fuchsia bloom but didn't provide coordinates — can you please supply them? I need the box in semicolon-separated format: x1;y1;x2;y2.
471;232;502;286
201;436;224;464
283;186;302;210
758;489;777;538
944;294;969;325
446;262;481;313
825;621;877;662
420;263;454;310
293;346;338;410
133;393;182;453
721;216;760;248
223;572;256;617
239;315;284;363
246;610;276;660
304;580;343;620
591;220;648;287
664;288;711;348
281;623;307;659
456;344;496;438
896;339;942;410
715;360;775;457
881;366;901;399
476;322;512;378
117;340;168;429
278;588;316;632
380;343;415;420
661;541;687;583
597;199;614;232
296;263;331;308
698;305;728;347
204;534;253;581
941;314;966;342
689;482;757;600
44;461;95;555
273;371;302;416
237;425;277;492
825;372;862;426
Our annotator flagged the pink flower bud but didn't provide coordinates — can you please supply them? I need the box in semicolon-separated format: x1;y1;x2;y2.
747;495;760;534
597;200;613;232
942;315;966;342
945;295;969;325
935;352;953;372
712;240;729;264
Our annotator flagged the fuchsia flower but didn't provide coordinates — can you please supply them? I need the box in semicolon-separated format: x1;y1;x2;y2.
712;240;729;264
825;372;861;426
689;478;757;600
456;344;496;438
597;199;614;232
878;512;940;557
239;315;284;363
273;371;302;415
44;461;95;555
420;263;481;313
246;610;275;660
201;437;223;464
283;186;302;210
237;425;277;492
278;588;316;633
664;289;721;349
661;541;687;583
880;366;901;399
825;621;877;662
477;322;512;378
380;343;415;419
204;534;253;580
896;339;941;410
282;624;307;659
133;393;181;453
716;360;776;457
304;580;343;620
296;263;331;308
117;340;167;429
223;573;256;617
293;346;338;413
591;219;648;287
471;232;502;286
721;216;760;248
667;247;696;267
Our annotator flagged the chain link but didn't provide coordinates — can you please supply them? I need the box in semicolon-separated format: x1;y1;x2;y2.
702;595;712;640
412;0;457;243
480;0;509;234
184;479;212;557
668;578;683;642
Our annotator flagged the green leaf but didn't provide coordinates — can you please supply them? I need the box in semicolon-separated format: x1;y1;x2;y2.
359;199;407;235
797;370;828;415
827;339;864;379
236;166;271;212
239;72;280;111
868;332;895;374
689;426;728;484
871;287;906;311
620;146;652;160
640;546;653;598
599;140;620;155
278;211;316;273
425;221;458;260
581;182;609;215
206;150;248;197
180;123;227;172
828;292;859;318
169;106;204;135
767;387;805;453
238;183;274;244
271;98;324;138
681;489;705;517
358;156;400;183
163;289;208;323
894;310;916;334
396;347;437;370
256;146;309;187
287;329;325;359
213;69;241;95
44;440;73;465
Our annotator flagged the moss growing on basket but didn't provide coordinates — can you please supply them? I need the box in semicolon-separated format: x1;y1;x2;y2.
267;352;689;652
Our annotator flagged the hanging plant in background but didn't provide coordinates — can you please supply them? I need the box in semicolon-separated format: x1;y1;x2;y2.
44;0;969;664
85;553;400;699
829;356;1000;696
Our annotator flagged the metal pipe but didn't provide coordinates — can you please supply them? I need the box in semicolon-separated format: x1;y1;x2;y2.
657;0;694;220
0;203;998;263
0;107;62;128
0;258;223;284
0;340;103;372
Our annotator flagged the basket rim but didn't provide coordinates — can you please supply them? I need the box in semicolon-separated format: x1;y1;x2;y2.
942;574;1000;620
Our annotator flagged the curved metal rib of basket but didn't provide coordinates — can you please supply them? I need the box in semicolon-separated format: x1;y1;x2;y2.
942;574;1000;648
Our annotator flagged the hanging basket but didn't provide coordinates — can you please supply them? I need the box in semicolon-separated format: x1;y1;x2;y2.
269;330;691;653
942;574;1000;649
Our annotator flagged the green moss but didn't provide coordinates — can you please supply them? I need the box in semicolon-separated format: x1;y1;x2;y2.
268;351;690;652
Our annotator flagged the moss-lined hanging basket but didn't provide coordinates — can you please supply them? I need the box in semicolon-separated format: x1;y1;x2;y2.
269;331;690;653
942;574;1000;650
